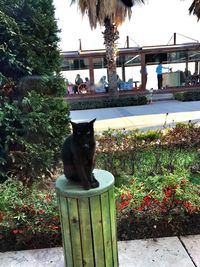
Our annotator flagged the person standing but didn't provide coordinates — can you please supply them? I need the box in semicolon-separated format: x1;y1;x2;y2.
156;61;169;89
140;64;148;90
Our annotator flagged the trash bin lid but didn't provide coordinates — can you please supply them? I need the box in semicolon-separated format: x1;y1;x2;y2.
55;169;114;198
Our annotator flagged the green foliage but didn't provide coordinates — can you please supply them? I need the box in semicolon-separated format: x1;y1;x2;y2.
0;179;58;231
0;11;30;78
69;95;147;110
95;126;200;181
115;172;200;217
18;73;66;97
0;92;70;182
0;0;61;79
116;172;200;240
0;179;61;251
174;91;200;101
0;0;70;185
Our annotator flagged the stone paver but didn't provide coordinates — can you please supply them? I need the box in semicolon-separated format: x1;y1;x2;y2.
0;247;64;267
118;237;195;267
1;236;199;267
180;235;200;267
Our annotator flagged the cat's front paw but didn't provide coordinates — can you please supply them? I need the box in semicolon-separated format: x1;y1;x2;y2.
83;181;91;190
91;177;99;188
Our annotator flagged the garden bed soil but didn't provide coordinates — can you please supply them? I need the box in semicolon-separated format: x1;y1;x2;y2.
0;213;200;252
117;213;200;241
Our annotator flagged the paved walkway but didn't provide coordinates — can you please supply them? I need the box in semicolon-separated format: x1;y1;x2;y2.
70;99;200;132
0;235;200;266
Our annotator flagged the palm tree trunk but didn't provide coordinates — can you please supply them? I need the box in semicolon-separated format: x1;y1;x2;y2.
103;18;119;98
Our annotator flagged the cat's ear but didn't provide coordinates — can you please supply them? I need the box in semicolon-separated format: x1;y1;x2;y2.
89;118;96;124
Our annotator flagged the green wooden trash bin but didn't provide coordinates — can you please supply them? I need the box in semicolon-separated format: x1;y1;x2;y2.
56;169;119;267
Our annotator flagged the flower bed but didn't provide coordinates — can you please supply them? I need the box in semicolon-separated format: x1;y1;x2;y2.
115;174;200;240
0;124;200;252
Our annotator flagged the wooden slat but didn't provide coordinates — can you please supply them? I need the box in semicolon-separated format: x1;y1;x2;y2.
68;198;83;266
78;197;94;267
90;195;105;267
109;188;119;267
101;192;113;266
59;195;73;267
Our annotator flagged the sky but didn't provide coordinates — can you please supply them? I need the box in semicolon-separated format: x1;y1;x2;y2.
53;0;200;51
53;0;200;88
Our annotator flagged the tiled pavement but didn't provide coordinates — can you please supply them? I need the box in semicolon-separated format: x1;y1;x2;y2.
0;235;200;266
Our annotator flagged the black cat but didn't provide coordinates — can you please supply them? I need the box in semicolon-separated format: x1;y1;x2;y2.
61;119;99;190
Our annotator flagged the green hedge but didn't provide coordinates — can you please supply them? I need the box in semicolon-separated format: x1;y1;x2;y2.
0;92;70;183
174;91;200;101
69;95;147;110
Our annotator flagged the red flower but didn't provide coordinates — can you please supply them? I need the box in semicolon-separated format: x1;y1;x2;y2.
50;225;60;230
38;209;45;214
143;196;151;206
184;202;192;209
121;200;129;207
133;206;144;212
153;199;160;205
137;206;144;212
162;197;168;204
127;194;133;200
163;187;172;198
11;229;19;235
121;194;126;200
184;202;197;213
174;199;182;204
11;229;23;235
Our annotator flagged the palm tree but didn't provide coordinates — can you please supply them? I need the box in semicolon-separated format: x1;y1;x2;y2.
71;0;144;98
189;0;200;19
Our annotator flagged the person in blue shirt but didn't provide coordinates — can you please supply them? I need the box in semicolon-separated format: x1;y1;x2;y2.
156;61;169;89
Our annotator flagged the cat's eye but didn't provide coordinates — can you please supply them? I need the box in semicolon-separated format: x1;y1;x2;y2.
86;131;91;135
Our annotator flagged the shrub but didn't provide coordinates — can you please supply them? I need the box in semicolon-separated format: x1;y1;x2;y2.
69;95;147;110
95;126;200;183
0;179;61;251
0;92;70;183
116;173;200;240
18;74;66;98
174;91;200;101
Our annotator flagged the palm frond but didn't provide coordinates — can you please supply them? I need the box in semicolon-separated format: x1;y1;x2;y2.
70;0;145;29
189;0;200;20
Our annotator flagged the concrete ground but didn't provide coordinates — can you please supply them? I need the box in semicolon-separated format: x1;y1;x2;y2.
70;99;200;132
0;235;200;267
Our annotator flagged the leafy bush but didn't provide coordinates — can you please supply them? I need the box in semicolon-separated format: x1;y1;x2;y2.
18;74;66;97
174;91;200;101
0;179;61;251
69;95;147;110
95;126;200;182
0;173;199;251
0;92;70;183
116;173;200;240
